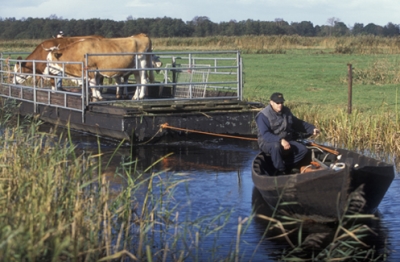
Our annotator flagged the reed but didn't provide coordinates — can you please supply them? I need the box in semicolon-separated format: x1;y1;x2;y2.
152;35;400;54
0;107;257;261
4;35;400;54
256;185;388;261
258;101;398;164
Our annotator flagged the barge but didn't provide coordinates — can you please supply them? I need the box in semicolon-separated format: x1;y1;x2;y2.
1;50;263;143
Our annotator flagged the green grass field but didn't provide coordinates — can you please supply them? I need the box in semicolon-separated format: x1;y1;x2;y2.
242;50;400;112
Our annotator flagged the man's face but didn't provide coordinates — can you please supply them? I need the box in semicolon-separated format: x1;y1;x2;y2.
270;100;283;113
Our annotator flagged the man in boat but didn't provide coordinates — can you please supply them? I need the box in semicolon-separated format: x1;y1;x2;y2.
255;92;319;175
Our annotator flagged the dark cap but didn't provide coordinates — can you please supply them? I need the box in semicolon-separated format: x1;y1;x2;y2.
270;92;285;103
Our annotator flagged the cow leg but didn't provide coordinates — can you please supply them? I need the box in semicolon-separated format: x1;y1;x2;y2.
139;79;148;99
138;56;149;99
115;77;126;100
132;72;141;100
122;75;129;99
116;76;129;100
116;77;122;100
89;77;103;101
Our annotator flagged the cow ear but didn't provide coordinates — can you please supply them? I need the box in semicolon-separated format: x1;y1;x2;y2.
54;52;62;59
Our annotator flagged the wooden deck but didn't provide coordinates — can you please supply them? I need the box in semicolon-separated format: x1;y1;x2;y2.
1;84;263;143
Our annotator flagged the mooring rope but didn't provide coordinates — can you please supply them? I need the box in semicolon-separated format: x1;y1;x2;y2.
160;123;258;141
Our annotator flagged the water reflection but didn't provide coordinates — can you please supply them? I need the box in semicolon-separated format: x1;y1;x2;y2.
44;125;400;261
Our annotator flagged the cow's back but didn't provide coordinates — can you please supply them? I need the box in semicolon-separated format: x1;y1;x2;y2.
23;36;104;73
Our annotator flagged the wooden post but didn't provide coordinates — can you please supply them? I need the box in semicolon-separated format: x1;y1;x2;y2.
347;64;352;114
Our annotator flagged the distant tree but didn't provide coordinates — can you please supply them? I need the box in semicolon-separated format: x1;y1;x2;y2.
383;22;399;37
316;25;331;36
222;20;239;36
3;15;400;40
291;21;315;36
135;18;152;35
25;18;47;38
363;23;384;36
275;18;284;27
259;21;286;35
99;19;122;37
189;16;215;37
326;17;340;36
244;19;260;35
332;21;349;36
352;23;364;35
48;14;63;20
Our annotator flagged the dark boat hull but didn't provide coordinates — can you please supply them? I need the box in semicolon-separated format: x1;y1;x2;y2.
252;146;395;222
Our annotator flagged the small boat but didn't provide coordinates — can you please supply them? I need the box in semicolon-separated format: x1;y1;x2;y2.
251;143;395;222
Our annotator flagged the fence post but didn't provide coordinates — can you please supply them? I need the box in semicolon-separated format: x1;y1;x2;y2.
347;64;352;114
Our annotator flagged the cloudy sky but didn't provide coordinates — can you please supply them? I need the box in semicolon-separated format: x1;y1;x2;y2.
1;0;399;27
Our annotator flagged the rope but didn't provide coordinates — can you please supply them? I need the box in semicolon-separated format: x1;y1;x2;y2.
160;123;257;141
137;126;164;145
159;123;339;158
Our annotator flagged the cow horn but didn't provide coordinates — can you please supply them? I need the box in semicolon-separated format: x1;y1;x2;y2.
42;44;51;51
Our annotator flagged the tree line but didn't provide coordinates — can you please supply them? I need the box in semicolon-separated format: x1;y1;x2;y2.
0;15;399;39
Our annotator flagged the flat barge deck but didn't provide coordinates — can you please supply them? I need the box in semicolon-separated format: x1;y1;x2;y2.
1;50;263;143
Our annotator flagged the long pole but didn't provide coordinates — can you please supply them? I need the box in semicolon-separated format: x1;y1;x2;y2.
347;63;353;114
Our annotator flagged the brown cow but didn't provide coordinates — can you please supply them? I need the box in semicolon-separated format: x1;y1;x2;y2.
13;35;104;89
46;33;156;100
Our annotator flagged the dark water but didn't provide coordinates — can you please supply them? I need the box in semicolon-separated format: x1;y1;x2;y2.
73;134;400;261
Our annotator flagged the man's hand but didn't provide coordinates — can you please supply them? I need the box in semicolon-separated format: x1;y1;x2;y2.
313;128;320;136
281;138;291;150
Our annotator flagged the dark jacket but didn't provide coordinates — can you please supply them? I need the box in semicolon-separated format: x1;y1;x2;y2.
255;104;315;147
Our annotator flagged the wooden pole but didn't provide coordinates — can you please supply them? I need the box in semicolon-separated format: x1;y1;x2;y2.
347;63;352;114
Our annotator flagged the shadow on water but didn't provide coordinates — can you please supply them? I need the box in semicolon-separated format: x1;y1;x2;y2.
39;124;400;261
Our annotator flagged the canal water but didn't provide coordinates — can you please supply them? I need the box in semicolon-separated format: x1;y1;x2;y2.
73;134;400;261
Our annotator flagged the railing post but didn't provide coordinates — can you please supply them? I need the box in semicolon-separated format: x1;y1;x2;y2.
347;63;352;114
238;51;242;101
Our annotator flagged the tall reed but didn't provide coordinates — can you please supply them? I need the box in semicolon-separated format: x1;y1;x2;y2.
0;105;257;261
255;185;388;261
5;35;400;54
278;102;399;163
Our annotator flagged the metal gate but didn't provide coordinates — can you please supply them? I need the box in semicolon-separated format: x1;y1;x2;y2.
0;50;244;123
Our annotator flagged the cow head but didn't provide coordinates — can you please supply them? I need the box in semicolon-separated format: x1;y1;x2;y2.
45;47;64;74
13;56;31;84
43;45;62;59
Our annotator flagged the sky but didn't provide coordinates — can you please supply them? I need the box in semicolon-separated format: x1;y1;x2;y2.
1;0;400;27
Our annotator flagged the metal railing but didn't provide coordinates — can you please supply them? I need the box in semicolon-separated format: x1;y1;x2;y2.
0;50;244;123
0;52;87;122
84;50;243;102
